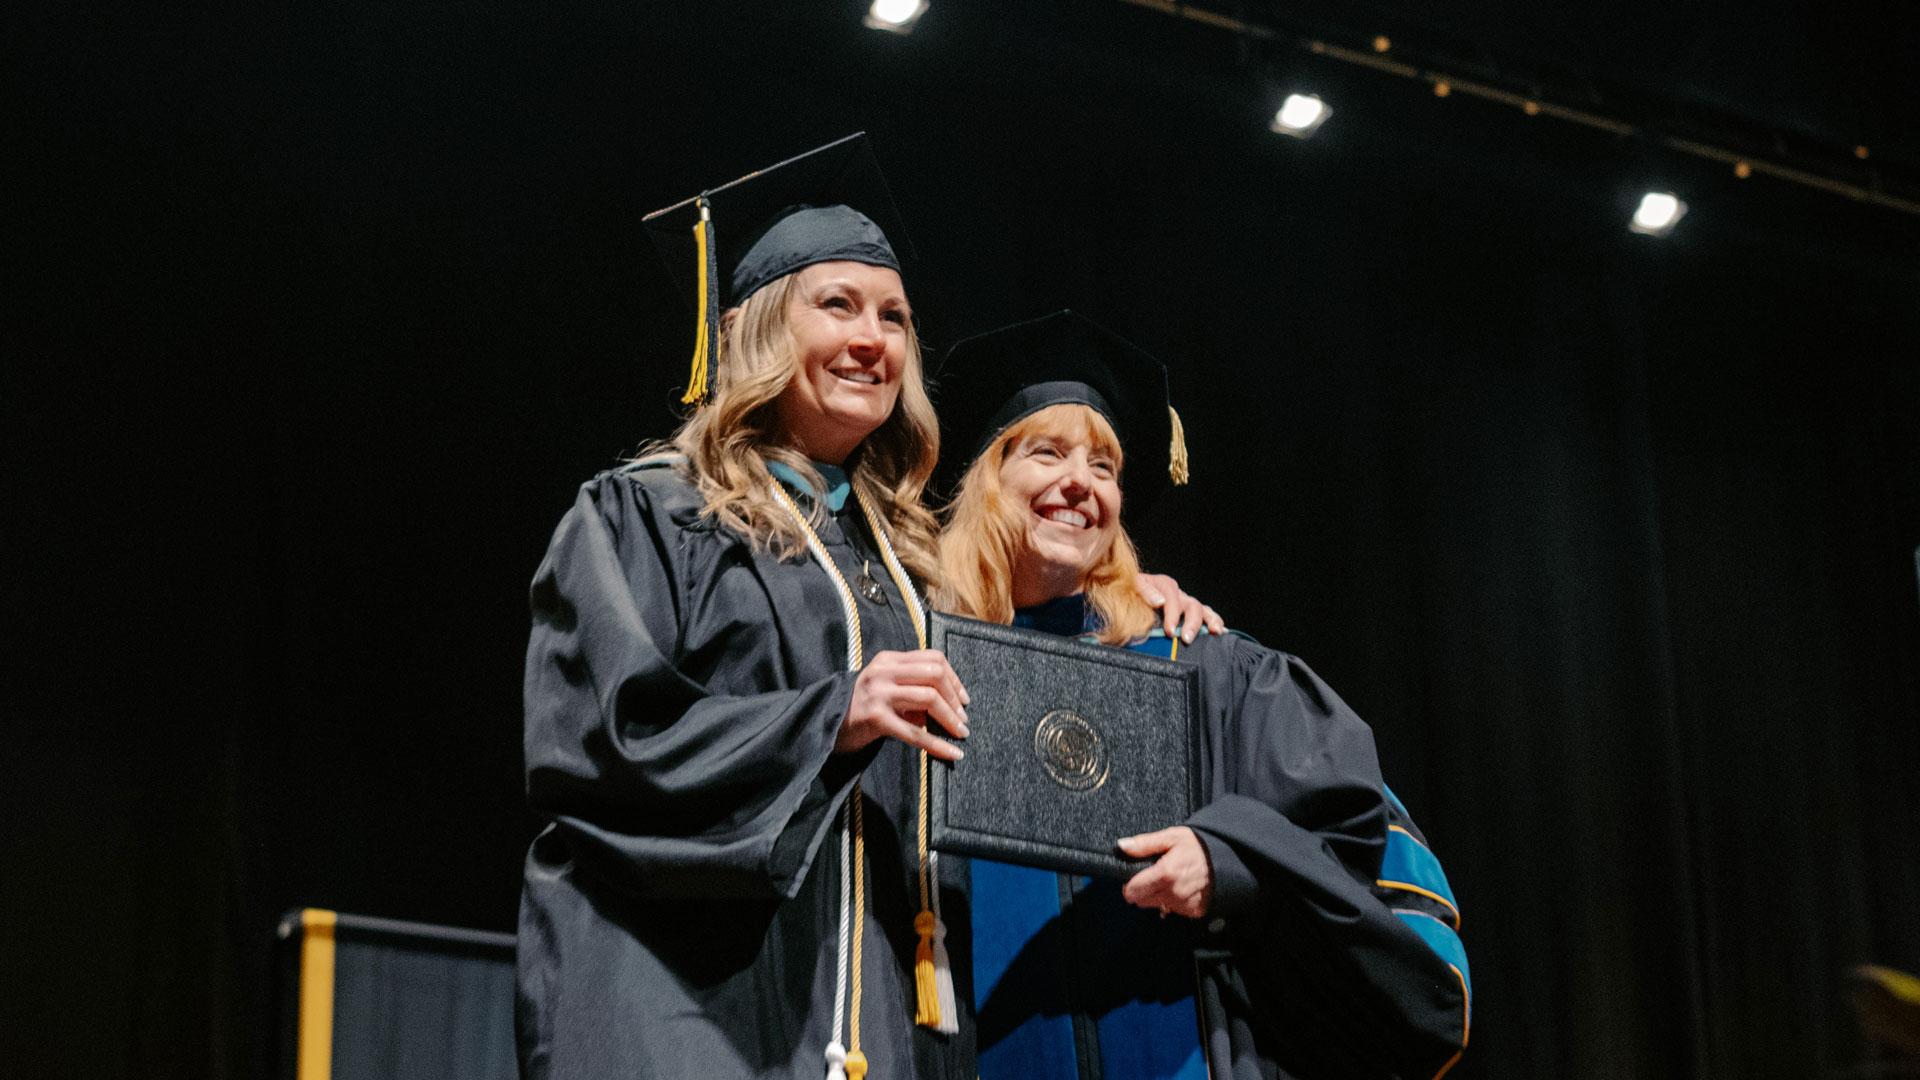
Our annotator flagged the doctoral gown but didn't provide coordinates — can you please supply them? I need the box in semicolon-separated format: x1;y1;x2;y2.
516;461;975;1080
972;596;1469;1080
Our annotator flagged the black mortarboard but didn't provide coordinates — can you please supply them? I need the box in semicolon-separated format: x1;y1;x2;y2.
932;310;1190;515
643;133;913;404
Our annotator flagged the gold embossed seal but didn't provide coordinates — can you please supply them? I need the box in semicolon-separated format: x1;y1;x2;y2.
1033;710;1110;792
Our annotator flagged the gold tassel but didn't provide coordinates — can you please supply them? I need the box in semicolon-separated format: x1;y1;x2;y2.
844;1050;868;1080
680;200;714;405
913;909;940;1029
1168;405;1191;485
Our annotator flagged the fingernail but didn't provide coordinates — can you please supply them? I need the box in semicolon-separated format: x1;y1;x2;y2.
1183;629;1196;644
961;689;972;705
951;745;965;759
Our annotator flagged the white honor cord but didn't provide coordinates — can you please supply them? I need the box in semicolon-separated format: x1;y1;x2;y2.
827;799;852;1077
834;801;852;1023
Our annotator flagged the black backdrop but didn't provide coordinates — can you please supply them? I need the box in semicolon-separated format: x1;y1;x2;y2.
8;2;1920;1078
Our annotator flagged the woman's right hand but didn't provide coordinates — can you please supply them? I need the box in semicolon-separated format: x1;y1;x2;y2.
836;649;970;761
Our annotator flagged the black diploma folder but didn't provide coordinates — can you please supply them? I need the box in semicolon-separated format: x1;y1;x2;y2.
929;612;1203;878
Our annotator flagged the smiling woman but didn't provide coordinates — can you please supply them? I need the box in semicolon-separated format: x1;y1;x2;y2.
777;261;914;466
516;135;978;1080
996;411;1123;606
938;402;1154;642
930;311;1472;1080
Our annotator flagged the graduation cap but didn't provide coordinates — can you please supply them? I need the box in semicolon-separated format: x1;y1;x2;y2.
643;133;914;404
932;310;1190;515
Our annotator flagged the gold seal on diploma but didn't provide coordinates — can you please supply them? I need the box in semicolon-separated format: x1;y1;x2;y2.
1033;710;1110;792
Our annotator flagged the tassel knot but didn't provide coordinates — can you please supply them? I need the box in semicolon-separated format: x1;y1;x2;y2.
824;1040;847;1080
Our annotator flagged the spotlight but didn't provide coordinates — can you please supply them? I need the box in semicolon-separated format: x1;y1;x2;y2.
1628;191;1687;237
865;0;928;33
1270;94;1331;138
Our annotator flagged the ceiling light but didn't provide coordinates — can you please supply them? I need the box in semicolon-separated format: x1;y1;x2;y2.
865;0;928;33
1270;94;1331;138
1628;191;1687;237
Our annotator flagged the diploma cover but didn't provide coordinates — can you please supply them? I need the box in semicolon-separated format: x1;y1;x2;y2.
929;612;1203;878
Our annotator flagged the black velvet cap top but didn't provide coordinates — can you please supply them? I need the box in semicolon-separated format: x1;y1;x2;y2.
932;310;1187;515
642;132;912;309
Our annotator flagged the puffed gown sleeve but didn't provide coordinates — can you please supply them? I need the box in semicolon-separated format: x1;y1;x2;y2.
1183;638;1471;1080
523;470;869;900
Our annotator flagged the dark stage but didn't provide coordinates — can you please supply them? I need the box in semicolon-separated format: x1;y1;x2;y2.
7;2;1920;1078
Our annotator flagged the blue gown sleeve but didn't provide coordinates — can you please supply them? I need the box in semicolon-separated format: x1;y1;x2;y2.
522;473;867;900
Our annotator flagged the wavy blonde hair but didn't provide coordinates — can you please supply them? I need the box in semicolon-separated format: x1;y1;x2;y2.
650;271;943;585
934;404;1155;645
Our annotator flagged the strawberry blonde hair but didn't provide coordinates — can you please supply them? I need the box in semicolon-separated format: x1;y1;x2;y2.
934;403;1155;644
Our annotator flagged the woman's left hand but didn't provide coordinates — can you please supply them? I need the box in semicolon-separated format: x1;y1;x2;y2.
1136;573;1224;644
1117;826;1213;918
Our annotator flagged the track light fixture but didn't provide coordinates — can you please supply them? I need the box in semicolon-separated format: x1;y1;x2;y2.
1115;0;1920;219
1270;94;1331;138
1628;192;1687;237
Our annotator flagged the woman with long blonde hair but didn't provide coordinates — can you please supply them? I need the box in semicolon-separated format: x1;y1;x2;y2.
931;311;1472;1080
517;137;978;1080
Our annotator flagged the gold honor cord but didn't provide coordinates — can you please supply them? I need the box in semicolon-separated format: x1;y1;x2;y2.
849;790;868;1080
852;498;956;1035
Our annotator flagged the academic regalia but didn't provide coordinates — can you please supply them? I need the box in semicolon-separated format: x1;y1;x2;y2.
518;134;969;1080
517;462;975;1080
971;596;1469;1080
933;314;1471;1080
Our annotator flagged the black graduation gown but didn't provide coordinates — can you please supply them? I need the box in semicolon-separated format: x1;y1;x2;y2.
516;462;975;1080
1176;631;1468;1080
976;598;1468;1080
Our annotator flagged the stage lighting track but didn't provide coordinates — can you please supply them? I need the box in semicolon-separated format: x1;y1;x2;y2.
1115;0;1920;219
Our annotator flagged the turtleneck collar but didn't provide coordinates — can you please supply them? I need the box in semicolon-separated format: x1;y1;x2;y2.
767;459;852;513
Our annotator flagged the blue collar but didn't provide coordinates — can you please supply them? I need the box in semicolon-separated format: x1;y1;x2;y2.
767;459;851;513
1011;593;1100;637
